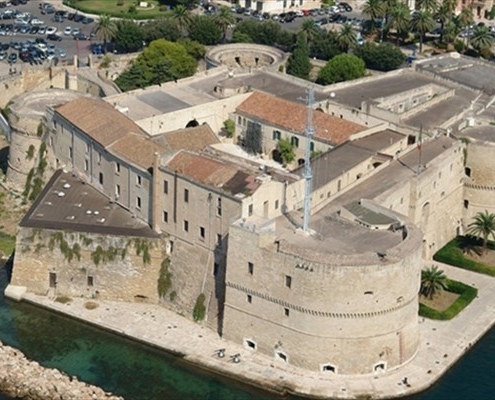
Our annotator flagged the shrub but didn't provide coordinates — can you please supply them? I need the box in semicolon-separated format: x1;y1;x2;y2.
222;119;235;138
419;279;477;320
55;296;72;304
193;293;206;322
354;42;405;71
316;54;365;85
84;301;99;310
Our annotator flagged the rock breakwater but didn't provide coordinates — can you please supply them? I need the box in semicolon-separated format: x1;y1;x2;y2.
0;341;124;400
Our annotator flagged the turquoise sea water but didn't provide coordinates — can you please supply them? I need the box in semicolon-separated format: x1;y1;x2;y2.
0;263;494;400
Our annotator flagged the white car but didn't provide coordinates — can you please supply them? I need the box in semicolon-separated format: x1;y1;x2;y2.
58;49;66;58
72;27;80;36
30;18;44;26
46;26;57;35
63;26;72;36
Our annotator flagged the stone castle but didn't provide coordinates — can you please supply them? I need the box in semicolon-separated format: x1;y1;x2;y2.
4;48;495;376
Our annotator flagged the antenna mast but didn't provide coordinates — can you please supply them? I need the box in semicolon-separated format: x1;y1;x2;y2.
302;87;315;232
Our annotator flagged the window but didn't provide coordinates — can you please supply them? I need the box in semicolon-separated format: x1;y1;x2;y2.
115;163;121;174
86;142;90;153
184;188;189;203
464;199;469;209
284;307;290;317
84;159;89;171
69;146;73;159
322;364;336;373
248;204;253;216
199;226;205;239
163;180;168;194
213;263;219;276
310;141;315;151
98;152;102;163
248;262;253;275
99;172;103;185
245;339;256;349
285;275;292;288
238;116;242;125
115;184;120;198
276;351;288;362
136;175;142;186
247;294;252;303
163;210;168;223
465;167;471;177
291;136;299;147
272;130;281;140
136;196;141;209
49;272;57;288
87;275;94;287
275;200;279;210
184;220;189;232
217;197;222;216
217;234;222;246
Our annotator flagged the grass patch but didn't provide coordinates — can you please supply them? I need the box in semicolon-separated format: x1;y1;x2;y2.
55;295;72;304
65;0;170;19
84;301;99;310
0;230;15;257
419;279;477;320
433;236;495;276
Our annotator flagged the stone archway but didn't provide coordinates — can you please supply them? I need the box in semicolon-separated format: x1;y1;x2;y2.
272;149;282;164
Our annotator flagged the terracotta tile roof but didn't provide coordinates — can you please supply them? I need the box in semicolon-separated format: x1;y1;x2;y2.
152;124;220;153
236;91;365;145
166;151;260;196
109;133;165;170
55;97;147;147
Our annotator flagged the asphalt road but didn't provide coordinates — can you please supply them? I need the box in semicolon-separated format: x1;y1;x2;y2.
0;0;97;67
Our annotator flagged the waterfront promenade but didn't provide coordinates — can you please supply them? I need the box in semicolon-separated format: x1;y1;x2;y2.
13;262;495;399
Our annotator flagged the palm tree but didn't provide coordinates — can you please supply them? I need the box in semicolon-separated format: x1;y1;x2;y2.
435;0;455;43
442;19;461;45
420;266;449;300
470;25;494;55
389;2;411;45
172;4;192;35
214;6;235;43
93;14;117;54
467;210;495;254
410;9;435;53
361;0;385;35
337;23;357;53
458;6;474;49
300;19;319;45
417;0;439;13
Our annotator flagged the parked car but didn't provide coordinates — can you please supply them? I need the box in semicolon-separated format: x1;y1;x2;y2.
73;32;89;41
46;26;57;35
58;48;66;58
82;17;94;24
7;52;17;63
47;33;62;41
63;26;72;36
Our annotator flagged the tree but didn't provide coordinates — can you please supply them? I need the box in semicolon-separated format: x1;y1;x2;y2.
141;18;181;43
316;54;365;85
300;19;319;45
277;138;295;165
417;0;439;13
458;6;474;49
223;119;235;138
92;14;117;53
310;30;341;60
172;4;192;34
420;266;448;300
177;38;206;60
361;0;385;34
114;20;145;53
115;39;197;91
467;210;495;254
388;2;411;45
470;25;494;55
188;15;221;45
336;23;357;53
214;6;235;42
410;9;435;53
435;0;456;43
286;32;311;80
355;42;405;71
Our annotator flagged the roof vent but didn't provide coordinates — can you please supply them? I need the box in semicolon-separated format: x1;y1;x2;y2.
57;192;65;197
97;218;106;223
94;211;100;215
86;210;92;215
63;183;71;189
66;215;75;220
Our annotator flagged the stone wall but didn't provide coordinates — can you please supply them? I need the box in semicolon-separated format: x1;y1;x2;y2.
0;340;122;400
11;228;166;303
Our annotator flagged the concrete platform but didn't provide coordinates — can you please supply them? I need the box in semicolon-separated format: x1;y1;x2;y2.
9;262;495;399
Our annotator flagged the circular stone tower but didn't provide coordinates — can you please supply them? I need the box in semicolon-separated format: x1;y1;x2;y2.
6;89;81;192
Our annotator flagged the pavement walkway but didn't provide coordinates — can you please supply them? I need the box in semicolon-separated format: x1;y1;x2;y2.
15;261;495;399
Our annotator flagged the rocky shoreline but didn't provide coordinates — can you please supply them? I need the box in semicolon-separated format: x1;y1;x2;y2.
0;341;123;400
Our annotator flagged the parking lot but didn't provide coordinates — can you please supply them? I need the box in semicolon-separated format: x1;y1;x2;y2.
0;0;98;68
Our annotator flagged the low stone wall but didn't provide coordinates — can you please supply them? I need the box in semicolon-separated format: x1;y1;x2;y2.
0;341;123;400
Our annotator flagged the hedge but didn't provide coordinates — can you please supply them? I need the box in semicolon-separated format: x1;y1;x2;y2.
419;279;478;320
0;231;15;257
433;236;495;276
